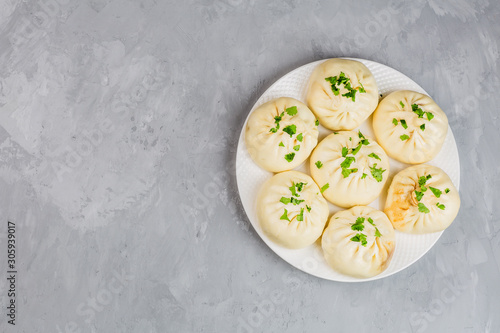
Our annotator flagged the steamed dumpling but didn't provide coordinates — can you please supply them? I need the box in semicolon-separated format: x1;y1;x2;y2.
322;206;395;278
306;58;379;130
257;171;329;249
372;90;448;164
245;97;319;172
310;131;390;208
384;164;460;233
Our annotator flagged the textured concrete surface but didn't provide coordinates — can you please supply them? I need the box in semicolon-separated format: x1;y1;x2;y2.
0;0;499;332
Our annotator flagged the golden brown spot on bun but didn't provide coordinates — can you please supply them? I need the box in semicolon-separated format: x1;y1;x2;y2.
385;184;413;224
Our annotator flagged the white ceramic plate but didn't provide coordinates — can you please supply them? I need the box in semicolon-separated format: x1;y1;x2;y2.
236;58;460;282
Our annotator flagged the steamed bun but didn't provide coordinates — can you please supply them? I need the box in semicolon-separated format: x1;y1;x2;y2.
245;97;319;172
384;164;460;234
321;206;396;278
310;131;390;208
257;171;329;249
306;58;379;130
372;90;448;164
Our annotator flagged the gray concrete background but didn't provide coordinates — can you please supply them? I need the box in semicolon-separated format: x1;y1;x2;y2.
0;0;499;332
